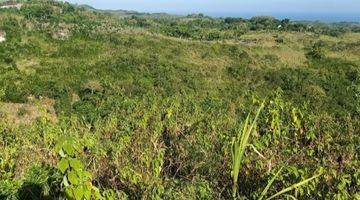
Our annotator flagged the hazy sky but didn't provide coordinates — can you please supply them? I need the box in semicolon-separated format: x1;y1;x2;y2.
65;0;360;14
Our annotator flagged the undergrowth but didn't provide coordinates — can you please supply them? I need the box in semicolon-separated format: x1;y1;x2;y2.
0;0;359;199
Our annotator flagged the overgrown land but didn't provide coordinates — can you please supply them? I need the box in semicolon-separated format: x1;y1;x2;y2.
0;1;359;199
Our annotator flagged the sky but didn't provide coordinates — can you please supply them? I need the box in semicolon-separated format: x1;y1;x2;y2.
65;0;360;21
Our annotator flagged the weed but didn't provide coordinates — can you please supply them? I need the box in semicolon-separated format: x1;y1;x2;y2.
231;103;264;198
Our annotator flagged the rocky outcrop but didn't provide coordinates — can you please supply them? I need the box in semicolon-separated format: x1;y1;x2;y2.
52;29;71;40
0;1;22;10
0;31;6;43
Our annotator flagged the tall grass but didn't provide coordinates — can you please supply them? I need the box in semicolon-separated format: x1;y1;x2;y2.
230;103;323;199
231;103;264;198
261;170;323;200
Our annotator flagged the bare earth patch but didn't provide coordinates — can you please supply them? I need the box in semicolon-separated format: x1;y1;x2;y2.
0;98;57;125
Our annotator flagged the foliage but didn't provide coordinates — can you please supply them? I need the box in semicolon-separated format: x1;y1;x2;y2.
231;103;264;198
306;42;325;59
259;167;323;200
0;0;359;199
55;136;114;200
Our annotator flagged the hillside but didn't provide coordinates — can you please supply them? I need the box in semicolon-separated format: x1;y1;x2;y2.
74;3;178;18
0;1;359;199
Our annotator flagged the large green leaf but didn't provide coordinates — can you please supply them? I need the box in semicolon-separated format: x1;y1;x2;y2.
74;186;84;200
68;170;80;185
63;142;75;156
70;158;83;171
58;158;69;173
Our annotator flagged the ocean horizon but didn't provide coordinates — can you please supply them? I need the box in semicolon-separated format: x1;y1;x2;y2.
162;11;359;23
201;12;360;23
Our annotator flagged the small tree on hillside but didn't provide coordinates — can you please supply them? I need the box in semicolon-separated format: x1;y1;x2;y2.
306;42;325;59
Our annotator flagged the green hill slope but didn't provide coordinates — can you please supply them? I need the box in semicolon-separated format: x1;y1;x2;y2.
0;1;359;199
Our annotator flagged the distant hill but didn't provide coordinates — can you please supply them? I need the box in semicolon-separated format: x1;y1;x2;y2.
74;3;180;18
0;1;360;199
74;4;96;11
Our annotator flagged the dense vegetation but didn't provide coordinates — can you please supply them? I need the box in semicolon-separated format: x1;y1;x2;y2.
0;0;359;199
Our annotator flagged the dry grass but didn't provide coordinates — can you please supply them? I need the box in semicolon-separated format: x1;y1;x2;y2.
324;33;360;62
0;97;57;125
237;31;308;67
16;59;39;74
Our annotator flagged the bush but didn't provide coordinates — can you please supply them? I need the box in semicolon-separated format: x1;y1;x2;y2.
306;42;325;59
22;3;55;21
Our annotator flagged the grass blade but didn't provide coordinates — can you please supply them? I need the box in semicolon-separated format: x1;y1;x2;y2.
258;166;284;200
266;172;323;200
283;194;297;200
231;102;264;199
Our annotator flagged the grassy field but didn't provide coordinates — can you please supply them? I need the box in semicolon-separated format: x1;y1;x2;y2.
0;1;359;199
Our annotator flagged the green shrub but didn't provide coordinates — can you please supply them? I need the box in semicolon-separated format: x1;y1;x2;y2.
0;1;359;199
55;136;114;200
306;42;325;59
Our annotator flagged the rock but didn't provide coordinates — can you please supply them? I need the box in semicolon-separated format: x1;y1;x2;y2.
0;31;6;43
71;93;80;104
52;29;71;40
0;3;22;10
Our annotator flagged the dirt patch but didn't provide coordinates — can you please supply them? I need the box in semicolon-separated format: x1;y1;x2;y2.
0;98;57;125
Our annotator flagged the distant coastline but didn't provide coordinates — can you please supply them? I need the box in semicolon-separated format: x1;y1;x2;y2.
191;12;360;23
74;3;359;23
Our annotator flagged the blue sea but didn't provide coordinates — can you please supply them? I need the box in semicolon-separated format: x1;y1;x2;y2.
202;12;359;23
